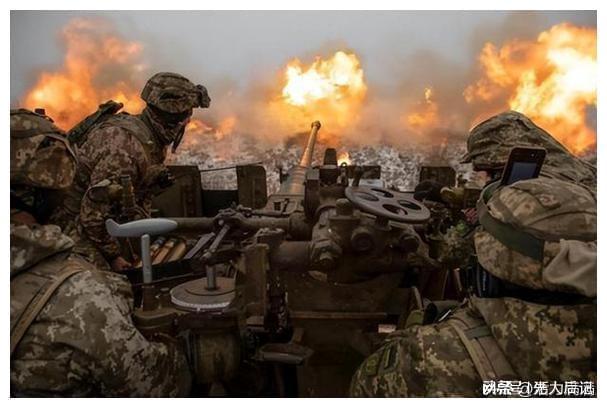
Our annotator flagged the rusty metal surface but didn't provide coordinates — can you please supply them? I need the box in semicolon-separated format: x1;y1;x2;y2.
153;165;203;217
236;165;268;209
122;121;451;397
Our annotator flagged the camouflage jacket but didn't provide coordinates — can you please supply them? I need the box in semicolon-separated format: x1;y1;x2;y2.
53;113;168;265
10;221;191;397
350;296;596;397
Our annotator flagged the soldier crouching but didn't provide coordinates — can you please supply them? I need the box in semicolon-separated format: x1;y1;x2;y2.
52;72;210;272
10;109;192;397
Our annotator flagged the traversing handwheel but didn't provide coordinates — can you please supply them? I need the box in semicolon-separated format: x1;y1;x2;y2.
345;186;430;223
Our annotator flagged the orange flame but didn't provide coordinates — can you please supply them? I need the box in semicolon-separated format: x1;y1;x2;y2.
184;116;237;146
464;23;596;154
337;151;351;165
22;18;146;130
404;87;439;134
270;50;367;143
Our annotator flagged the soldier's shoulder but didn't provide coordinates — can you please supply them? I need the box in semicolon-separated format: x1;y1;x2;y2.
50;255;132;307
10;222;74;276
83;114;152;153
404;318;480;393
351;313;481;397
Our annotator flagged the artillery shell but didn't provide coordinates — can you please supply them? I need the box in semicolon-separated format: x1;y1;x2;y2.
165;240;188;262
152;238;177;265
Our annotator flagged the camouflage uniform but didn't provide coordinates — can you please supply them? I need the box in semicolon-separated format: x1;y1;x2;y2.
11;223;192;397
351;178;596;397
53;72;210;268
436;110;597;269
10;109;192;397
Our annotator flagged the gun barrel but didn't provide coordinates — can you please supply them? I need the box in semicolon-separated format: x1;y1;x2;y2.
280;121;321;195
299;121;321;167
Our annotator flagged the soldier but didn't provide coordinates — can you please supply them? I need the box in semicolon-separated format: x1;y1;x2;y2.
350;177;596;397
53;72;210;271
10;109;192;397
418;110;597;270
460;110;596;188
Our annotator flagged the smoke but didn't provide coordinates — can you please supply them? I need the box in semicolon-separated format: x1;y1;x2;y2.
18;14;596;162
22;17;147;129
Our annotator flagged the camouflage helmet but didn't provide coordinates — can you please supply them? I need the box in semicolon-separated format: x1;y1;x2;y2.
10;109;76;189
141;72;211;114
461;111;596;188
474;178;596;297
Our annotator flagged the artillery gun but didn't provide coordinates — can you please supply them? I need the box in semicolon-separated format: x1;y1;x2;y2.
109;121;454;397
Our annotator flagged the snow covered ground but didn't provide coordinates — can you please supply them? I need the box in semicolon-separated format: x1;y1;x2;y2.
169;132;473;193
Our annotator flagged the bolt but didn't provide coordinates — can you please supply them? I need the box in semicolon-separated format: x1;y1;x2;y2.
317;251;337;270
336;198;354;216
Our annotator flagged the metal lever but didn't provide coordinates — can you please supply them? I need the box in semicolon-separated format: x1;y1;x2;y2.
352;166;364;187
201;223;231;290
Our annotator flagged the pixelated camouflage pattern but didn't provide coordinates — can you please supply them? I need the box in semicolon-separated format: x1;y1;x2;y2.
10;222;73;277
462;111;596;188
485;179;596;240
141;72;210;113
52;114;168;265
10;109;76;190
476;178;596;293
471;297;596;382
10;109;64;137
350;298;596;397
10;221;192;397
351;305;480;397
436;221;475;268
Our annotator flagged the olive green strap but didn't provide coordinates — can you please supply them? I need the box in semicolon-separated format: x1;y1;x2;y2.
11;267;84;356
67;100;123;146
448;314;517;382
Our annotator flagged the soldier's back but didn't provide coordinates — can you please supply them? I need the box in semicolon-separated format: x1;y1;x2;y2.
11;253;131;396
350;306;480;397
350;297;596;397
11;250;191;397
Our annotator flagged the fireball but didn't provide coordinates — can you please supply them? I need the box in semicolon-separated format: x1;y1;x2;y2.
271;50;367;144
22;18;146;130
184;116;237;146
464;23;597;154
404;87;439;133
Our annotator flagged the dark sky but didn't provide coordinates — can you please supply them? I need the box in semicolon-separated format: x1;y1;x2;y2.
10;10;596;103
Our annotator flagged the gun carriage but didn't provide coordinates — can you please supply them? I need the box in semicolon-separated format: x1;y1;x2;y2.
109;121;457;397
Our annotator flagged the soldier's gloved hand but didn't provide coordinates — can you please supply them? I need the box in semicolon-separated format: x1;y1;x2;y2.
414;180;446;202
111;256;133;272
155;168;176;190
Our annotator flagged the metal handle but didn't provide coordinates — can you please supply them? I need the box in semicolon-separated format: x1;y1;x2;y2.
105;218;178;238
141;234;152;284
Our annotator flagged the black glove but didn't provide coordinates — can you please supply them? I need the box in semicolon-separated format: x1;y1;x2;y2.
414;180;445;202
